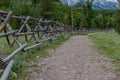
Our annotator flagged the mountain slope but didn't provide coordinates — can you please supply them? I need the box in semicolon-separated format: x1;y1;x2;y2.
61;0;118;10
93;0;117;10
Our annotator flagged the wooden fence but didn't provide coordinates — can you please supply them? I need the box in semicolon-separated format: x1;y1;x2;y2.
0;11;71;80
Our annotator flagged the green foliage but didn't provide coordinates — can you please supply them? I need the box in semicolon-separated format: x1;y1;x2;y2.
40;0;55;19
0;0;10;7
9;0;42;17
10;0;25;15
114;0;120;34
12;54;26;73
54;0;60;2
28;4;42;18
53;2;69;24
74;1;116;30
7;71;17;80
0;0;117;30
0;0;10;11
73;1;95;29
83;0;94;28
31;0;40;4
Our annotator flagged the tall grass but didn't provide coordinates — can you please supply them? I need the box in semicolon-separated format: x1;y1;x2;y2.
89;32;120;77
0;34;70;80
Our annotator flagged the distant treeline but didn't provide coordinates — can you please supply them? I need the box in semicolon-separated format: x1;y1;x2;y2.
0;0;120;33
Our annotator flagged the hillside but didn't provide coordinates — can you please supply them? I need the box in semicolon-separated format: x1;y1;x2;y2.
61;0;118;10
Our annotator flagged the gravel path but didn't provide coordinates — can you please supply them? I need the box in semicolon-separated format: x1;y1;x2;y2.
28;36;117;80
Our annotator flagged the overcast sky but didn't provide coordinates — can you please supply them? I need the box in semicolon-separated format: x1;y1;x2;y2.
107;0;117;2
63;0;118;5
68;0;118;3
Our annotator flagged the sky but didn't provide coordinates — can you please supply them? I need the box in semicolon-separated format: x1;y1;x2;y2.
106;0;117;2
62;0;118;5
67;0;118;3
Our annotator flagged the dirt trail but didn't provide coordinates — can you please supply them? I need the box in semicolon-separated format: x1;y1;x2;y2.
28;36;117;80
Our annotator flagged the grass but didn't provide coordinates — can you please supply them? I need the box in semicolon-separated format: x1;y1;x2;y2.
0;34;71;80
88;32;120;77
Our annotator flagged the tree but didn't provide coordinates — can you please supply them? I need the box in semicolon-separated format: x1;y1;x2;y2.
54;2;69;23
10;0;29;15
0;0;10;7
74;0;95;29
115;0;120;34
31;0;40;4
54;0;60;2
83;0;94;28
40;0;55;19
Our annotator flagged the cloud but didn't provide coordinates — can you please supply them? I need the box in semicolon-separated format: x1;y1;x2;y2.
61;0;118;5
106;0;117;2
69;0;117;3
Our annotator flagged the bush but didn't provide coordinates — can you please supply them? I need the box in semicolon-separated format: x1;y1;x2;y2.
114;1;120;34
115;10;120;34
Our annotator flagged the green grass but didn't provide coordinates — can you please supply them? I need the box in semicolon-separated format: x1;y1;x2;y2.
0;34;71;80
88;32;120;76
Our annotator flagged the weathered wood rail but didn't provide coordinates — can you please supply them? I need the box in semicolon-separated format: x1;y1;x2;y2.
0;11;71;80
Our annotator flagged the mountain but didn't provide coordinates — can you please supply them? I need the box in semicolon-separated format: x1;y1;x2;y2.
61;0;118;10
93;0;118;10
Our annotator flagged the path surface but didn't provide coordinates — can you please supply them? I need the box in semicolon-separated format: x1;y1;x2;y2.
28;36;117;80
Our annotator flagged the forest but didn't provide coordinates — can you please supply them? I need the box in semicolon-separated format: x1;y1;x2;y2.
0;0;120;33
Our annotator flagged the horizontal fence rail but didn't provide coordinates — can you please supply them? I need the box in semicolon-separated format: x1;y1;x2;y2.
0;11;71;80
